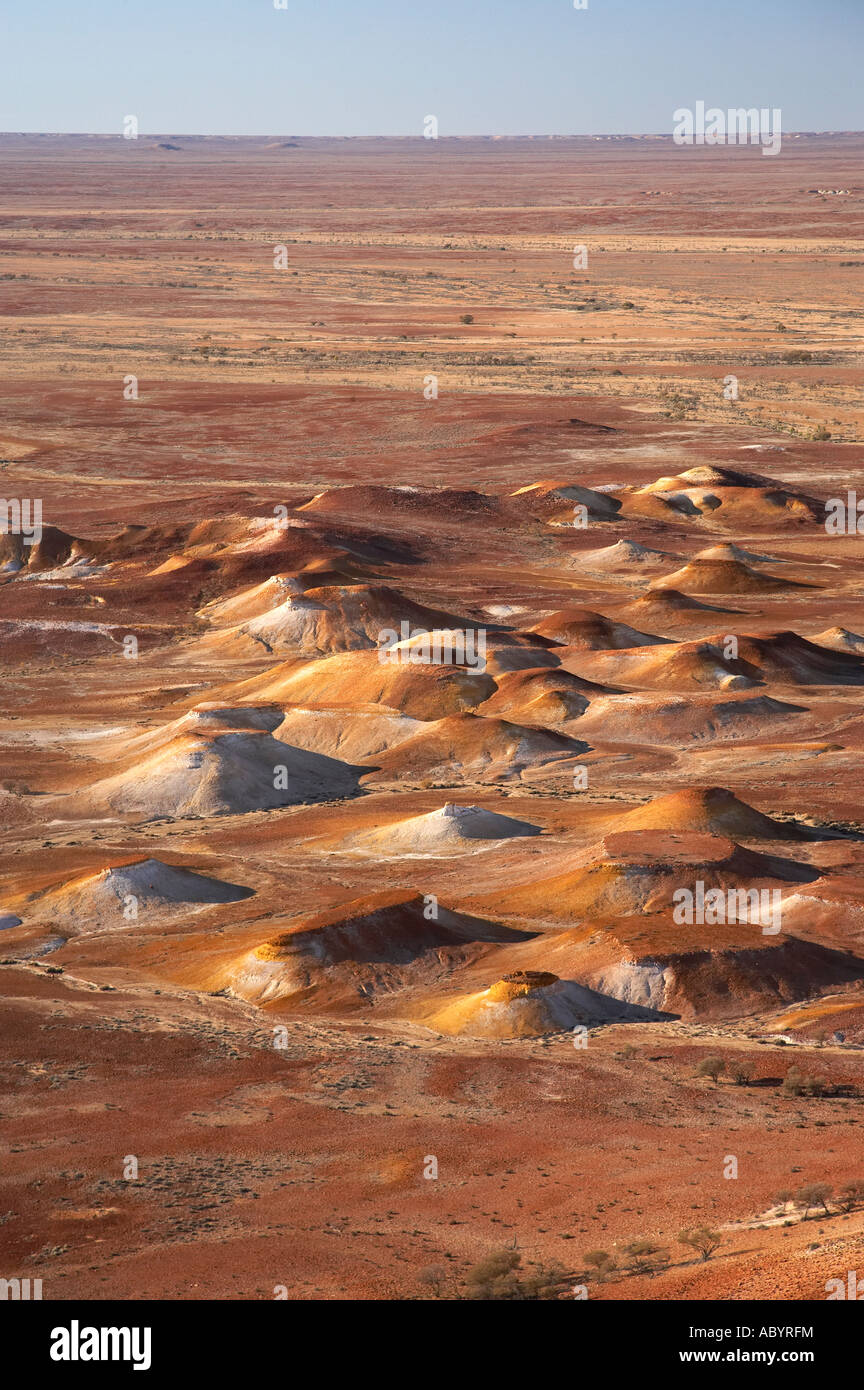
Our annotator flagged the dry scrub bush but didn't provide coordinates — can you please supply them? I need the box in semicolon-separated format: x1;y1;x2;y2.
783;1066;825;1097
696;1055;725;1083
583;1249;616;1281
796;1183;832;1217
678;1228;723;1262
461;1248;565;1301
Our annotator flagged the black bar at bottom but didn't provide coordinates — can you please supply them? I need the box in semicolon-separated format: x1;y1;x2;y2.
5;1297;854;1377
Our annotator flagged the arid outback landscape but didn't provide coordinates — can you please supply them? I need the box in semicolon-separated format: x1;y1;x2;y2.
2;133;864;1302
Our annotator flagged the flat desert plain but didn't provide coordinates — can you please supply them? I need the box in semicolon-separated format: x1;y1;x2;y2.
1;134;864;1301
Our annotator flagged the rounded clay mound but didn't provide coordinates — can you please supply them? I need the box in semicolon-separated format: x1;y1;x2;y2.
341;802;542;855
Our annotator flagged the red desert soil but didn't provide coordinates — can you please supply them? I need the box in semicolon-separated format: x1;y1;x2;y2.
1;135;864;1303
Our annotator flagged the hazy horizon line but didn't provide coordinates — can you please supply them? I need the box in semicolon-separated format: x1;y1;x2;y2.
3;128;862;140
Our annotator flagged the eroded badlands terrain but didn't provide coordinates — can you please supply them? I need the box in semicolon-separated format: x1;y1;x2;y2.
1;136;864;1301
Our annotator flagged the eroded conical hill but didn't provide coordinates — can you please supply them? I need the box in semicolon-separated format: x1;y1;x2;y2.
651;557;814;594
530;607;669;650
811;627;864;654
618;787;807;839
730;631;864;685
644;465;773;490
475;637;560;677
360;713;588;785
573;693;808;746
475;829;814;924
693;542;784;565
642;934;864;1020
298;485;497;523
218;891;529;1009
215;584;486;658
199;570;358;625
619;588;741;617
147;513;356;583
223;649;496;719
25;857;254;930
560;638;758;691
510;480;622;522
476;667;609;723
340;802;542;855
587;629;864;689
575;539;676;570
427;970;662;1038
78;731;364;820
92;705;286;765
629;467;823;524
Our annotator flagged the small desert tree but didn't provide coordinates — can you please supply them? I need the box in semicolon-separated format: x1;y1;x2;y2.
839;1181;864;1213
417;1265;448;1298
678;1227;723;1263
696;1055;726;1084
796;1183;832;1218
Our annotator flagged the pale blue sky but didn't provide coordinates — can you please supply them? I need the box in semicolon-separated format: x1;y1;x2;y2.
1;0;861;136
